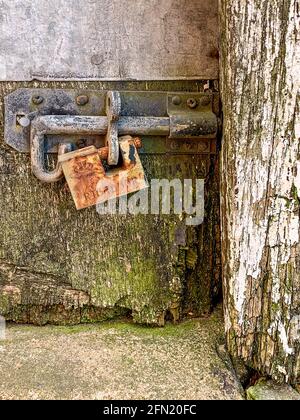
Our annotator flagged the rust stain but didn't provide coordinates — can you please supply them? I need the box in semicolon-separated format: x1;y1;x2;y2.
59;136;147;210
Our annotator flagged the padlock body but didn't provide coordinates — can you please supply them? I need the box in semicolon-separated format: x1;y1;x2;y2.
59;146;106;210
59;138;148;210
97;136;148;204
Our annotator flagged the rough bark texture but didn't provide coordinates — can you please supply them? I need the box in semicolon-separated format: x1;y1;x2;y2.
0;80;221;327
220;0;300;383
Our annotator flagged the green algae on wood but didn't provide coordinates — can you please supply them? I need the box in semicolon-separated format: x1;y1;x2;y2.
0;80;220;326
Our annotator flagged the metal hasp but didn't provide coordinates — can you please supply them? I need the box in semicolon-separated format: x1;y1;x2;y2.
168;93;217;138
4;89;219;183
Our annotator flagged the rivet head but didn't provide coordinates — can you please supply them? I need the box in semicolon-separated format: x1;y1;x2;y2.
200;96;211;106
76;95;89;106
17;116;31;128
187;98;198;109
32;95;44;105
172;95;182;106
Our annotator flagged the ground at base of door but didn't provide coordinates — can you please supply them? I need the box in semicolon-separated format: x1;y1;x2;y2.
0;306;244;400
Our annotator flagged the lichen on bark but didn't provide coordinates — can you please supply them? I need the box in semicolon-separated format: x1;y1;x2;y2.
220;0;300;383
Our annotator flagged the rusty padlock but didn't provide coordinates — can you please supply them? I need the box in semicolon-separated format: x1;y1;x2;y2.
58;135;148;210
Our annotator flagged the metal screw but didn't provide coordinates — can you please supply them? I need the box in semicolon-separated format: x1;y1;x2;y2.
32;95;44;105
187;98;198;109
76;95;89;106
17;115;31;128
200;96;211;106
172;95;182;106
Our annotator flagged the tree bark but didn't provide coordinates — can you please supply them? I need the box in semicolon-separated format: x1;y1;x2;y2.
220;0;300;383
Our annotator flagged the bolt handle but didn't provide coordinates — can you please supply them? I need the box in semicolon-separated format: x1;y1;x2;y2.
105;91;121;165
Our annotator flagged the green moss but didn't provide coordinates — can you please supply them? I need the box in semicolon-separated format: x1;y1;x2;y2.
0;80;220;327
27;317;199;338
247;378;300;400
90;254;172;325
0;293;10;313
291;183;300;204
271;302;280;313
186;248;198;270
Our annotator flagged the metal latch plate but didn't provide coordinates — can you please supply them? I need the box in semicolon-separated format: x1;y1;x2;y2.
167;93;217;139
5;89;219;155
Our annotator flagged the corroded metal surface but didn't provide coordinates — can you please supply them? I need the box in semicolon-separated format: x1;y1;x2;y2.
167;92;217;138
5;89;218;160
59;136;147;210
0;0;218;81
59;146;106;210
105;91;121;165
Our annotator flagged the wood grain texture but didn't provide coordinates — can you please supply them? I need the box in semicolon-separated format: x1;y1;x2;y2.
0;80;221;326
0;0;218;81
220;0;300;383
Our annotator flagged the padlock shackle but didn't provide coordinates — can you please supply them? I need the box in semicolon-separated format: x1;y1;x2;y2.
31;121;74;183
98;138;142;160
30;115;169;182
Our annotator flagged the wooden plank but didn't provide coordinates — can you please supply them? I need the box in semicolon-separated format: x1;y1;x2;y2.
0;0;218;81
0;80;221;326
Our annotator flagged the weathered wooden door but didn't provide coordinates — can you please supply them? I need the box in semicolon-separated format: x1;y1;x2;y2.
0;0;220;325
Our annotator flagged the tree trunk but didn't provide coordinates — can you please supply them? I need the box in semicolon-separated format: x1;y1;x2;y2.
220;0;300;383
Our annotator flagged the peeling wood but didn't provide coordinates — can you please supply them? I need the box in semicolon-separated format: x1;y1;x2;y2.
220;0;300;383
